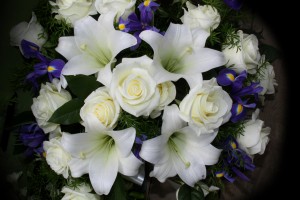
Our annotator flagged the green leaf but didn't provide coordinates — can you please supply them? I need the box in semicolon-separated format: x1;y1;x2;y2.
178;184;205;200
48;98;83;125
105;174;127;200
65;75;102;99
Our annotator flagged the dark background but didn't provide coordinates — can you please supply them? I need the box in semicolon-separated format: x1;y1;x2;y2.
1;0;295;199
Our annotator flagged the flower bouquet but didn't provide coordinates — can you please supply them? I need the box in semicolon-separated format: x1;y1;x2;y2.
3;0;279;199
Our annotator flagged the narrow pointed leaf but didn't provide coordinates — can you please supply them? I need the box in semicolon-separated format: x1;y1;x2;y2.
65;75;102;99
48;98;84;125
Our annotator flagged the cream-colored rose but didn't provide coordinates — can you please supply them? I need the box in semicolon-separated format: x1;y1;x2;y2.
110;56;160;117
31;79;72;133
80;87;120;129
180;1;220;32
95;0;136;18
150;81;176;118
179;78;232;133
237;109;270;155
258;55;278;95
61;183;101;200
10;12;47;53
43;137;71;178
222;30;261;74
50;0;97;26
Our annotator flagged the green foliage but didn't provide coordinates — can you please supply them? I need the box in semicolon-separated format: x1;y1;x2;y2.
155;1;184;31
177;184;205;200
65;75;103;99
48;98;83;125
34;0;73;58
25;158;67;200
116;111;162;139
214;121;245;145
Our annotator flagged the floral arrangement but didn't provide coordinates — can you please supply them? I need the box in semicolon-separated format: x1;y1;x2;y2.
6;0;279;199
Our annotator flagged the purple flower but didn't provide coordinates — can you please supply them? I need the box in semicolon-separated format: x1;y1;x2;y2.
219;136;255;182
217;69;247;92
223;0;243;10
138;0;160;24
19;123;47;157
20;40;40;59
231;82;263;101
25;54;65;90
217;69;263;122
118;12;161;50
133;134;147;160
33;55;65;82
230;99;256;122
215;170;235;182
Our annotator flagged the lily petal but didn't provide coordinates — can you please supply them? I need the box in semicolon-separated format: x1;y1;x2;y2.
56;37;82;60
150;161;177;182
180;48;225;74
162;104;187;136
61;54;103;76
108;128;136;157
89;149;119;195
118;153;143;176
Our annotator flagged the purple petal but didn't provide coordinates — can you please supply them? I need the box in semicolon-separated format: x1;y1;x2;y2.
223;0;243;10
217;68;236;86
48;59;65;78
20;40;40;59
231;166;250;181
230;103;247;122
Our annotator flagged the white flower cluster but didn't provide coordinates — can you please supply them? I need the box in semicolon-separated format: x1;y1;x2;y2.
9;0;277;198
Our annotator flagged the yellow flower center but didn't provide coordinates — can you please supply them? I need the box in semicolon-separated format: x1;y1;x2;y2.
119;23;126;31
226;73;235;81
144;0;151;6
216;172;224;178
231;141;237;149
127;80;142;97
47;66;55;72
237;104;243;115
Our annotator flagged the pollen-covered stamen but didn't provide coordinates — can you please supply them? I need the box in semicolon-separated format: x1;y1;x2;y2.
216;171;224;178
226;73;235;81
144;0;151;6
118;23;126;31
47;66;56;72
230;141;237;149
236;104;243;115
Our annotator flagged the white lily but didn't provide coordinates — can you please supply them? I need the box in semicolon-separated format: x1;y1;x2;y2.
139;24;225;88
139;105;221;187
56;12;137;86
61;114;142;195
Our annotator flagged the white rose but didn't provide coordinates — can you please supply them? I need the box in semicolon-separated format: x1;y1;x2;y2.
95;0;136;18
180;1;221;32
43;137;71;178
258;55;278;95
80;87;120;129
237;109;270;155
61;183;100;200
31;79;72;133
110;56;160;117
179;78;232;133
50;0;97;26
222;30;261;74
10;12;47;53
150;81;176;118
